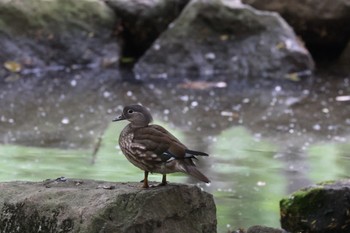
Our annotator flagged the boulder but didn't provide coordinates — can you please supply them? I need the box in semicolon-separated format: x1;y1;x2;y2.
134;0;314;82
0;0;119;73
280;179;350;233
104;0;190;63
241;0;350;58
0;179;217;233
247;225;289;233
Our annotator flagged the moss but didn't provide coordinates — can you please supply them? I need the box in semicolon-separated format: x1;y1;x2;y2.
0;0;114;35
280;186;325;216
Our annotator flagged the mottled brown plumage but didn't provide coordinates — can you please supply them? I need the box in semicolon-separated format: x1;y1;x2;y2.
113;104;210;188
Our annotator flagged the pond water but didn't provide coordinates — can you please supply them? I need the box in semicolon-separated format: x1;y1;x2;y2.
0;67;349;232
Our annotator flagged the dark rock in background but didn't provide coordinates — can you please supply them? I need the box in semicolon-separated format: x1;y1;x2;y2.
280;179;350;233
104;0;190;64
0;0;119;72
134;0;314;82
247;225;289;233
242;0;350;60
0;180;217;233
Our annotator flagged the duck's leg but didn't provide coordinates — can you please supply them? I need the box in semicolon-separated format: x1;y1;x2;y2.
158;174;167;186
142;171;149;188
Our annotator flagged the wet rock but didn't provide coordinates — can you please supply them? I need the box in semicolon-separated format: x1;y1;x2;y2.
339;41;350;71
134;0;314;82
0;179;217;233
0;0;119;72
104;0;189;63
241;0;350;59
280;179;350;233
246;225;289;233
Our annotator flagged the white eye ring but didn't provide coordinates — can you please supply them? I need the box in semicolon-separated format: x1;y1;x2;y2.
128;109;134;114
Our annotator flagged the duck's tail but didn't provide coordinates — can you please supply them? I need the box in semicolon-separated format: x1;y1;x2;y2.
184;165;210;183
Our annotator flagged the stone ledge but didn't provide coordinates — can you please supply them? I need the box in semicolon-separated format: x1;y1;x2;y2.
0;179;217;233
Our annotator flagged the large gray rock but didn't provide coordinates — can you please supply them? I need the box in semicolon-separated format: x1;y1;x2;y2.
0;179;216;233
242;0;350;58
104;0;190;62
280;179;350;233
0;0;119;72
134;0;314;82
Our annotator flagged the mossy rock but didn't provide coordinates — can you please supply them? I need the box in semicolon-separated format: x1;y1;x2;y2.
0;0;115;35
0;179;217;233
280;179;350;233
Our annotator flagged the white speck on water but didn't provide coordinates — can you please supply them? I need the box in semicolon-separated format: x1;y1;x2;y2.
182;106;189;113
61;117;70;124
89;130;94;135
205;52;216;60
191;101;198;107
1;116;6;122
242;98;250;103
289;129;294;134
274;86;282;92
70;79;77;87
187;121;192;126
303;89;310;95
40;111;46;117
163;109;170;115
8;118;14;124
313;124;321;131
336;95;350;101
210;123;216;128
322;108;329;113
107;109;112;114
103;91;111;98
180;95;189;101
215;82;227;88
220;111;232;117
80;114;84;118
226;224;231;228
257;181;266;186
74;126;80;131
126;91;133;97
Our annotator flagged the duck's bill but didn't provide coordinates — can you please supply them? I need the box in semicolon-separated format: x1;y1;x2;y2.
112;115;126;122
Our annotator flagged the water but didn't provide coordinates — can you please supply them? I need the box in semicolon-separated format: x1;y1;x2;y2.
0;68;349;232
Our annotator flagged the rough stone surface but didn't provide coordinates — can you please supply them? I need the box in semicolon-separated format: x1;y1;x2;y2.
280;179;350;233
247;225;289;233
104;0;190;62
0;179;217;233
242;0;350;58
134;0;314;82
0;0;119;72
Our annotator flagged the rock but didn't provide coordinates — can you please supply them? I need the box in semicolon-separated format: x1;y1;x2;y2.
280;179;350;233
134;0;314;82
0;179;217;233
241;0;350;58
0;0;119;72
104;0;190;63
339;40;350;71
247;225;289;233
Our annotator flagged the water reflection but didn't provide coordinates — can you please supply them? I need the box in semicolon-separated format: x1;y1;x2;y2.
0;69;349;231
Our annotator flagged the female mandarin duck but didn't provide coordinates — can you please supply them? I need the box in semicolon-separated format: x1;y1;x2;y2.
113;104;210;188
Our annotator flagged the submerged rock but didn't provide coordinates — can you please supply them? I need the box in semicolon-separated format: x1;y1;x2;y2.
134;0;314;82
0;179;217;233
280;179;350;233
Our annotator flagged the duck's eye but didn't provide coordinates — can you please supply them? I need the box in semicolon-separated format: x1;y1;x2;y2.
127;109;134;114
